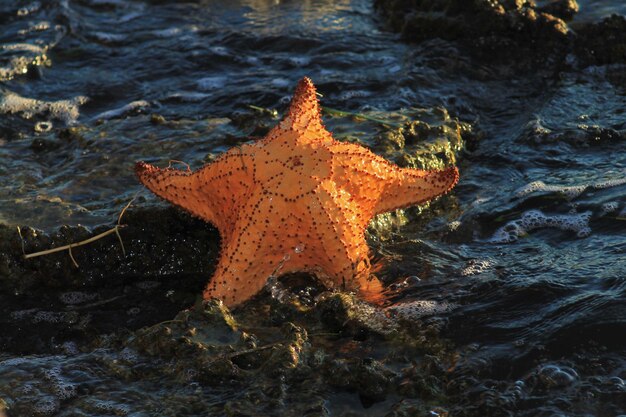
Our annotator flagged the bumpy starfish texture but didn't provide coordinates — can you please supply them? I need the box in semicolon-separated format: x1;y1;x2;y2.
136;77;459;307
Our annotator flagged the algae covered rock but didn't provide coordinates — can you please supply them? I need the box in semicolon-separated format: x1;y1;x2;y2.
327;105;471;238
317;292;398;338
371;106;468;171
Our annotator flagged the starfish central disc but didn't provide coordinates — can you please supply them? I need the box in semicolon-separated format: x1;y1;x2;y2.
136;77;459;307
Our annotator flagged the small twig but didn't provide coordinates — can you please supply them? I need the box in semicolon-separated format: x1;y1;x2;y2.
16;226;26;255
115;195;136;256
68;247;79;268
22;196;135;265
23;226;126;261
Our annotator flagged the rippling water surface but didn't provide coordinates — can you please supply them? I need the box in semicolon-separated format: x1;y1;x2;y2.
1;0;624;416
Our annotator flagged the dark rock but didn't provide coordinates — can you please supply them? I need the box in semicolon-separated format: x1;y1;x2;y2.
0;207;217;353
374;0;574;66
574;14;626;66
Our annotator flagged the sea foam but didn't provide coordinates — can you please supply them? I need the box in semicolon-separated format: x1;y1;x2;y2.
489;210;592;243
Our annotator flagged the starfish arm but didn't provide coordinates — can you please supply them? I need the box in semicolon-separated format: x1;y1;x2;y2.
203;194;281;306
204;252;274;307
262;77;332;146
373;165;459;215
135;150;255;238
313;180;385;302
331;143;459;216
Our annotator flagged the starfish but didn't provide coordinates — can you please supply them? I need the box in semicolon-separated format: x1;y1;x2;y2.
136;77;459;307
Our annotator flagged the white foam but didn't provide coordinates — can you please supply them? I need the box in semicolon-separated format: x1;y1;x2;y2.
386;300;455;319
1;43;46;54
92;400;131;415
516;175;626;199
59;291;97;305
33;397;60;416
32;311;78;324
18;21;52;35
353;301;398;334
601;201;619;215
0;90;88;124
595;177;626;189
515;181;585;199
489;209;592;243
10;308;38;320
461;259;494;276
119;347;139;363
44;366;78;400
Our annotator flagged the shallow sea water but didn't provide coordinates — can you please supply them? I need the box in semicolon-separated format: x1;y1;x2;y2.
1;0;625;416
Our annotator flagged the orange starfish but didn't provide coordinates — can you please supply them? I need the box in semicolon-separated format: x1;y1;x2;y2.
136;77;459;307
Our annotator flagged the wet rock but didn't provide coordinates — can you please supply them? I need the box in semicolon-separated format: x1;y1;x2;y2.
372;107;467;171
0;207;216;353
259;322;310;374
317;293;398;339
324;356;396;403
128;300;251;381
520;118;626;146
374;0;574;65
396;358;446;400
574;14;626;66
